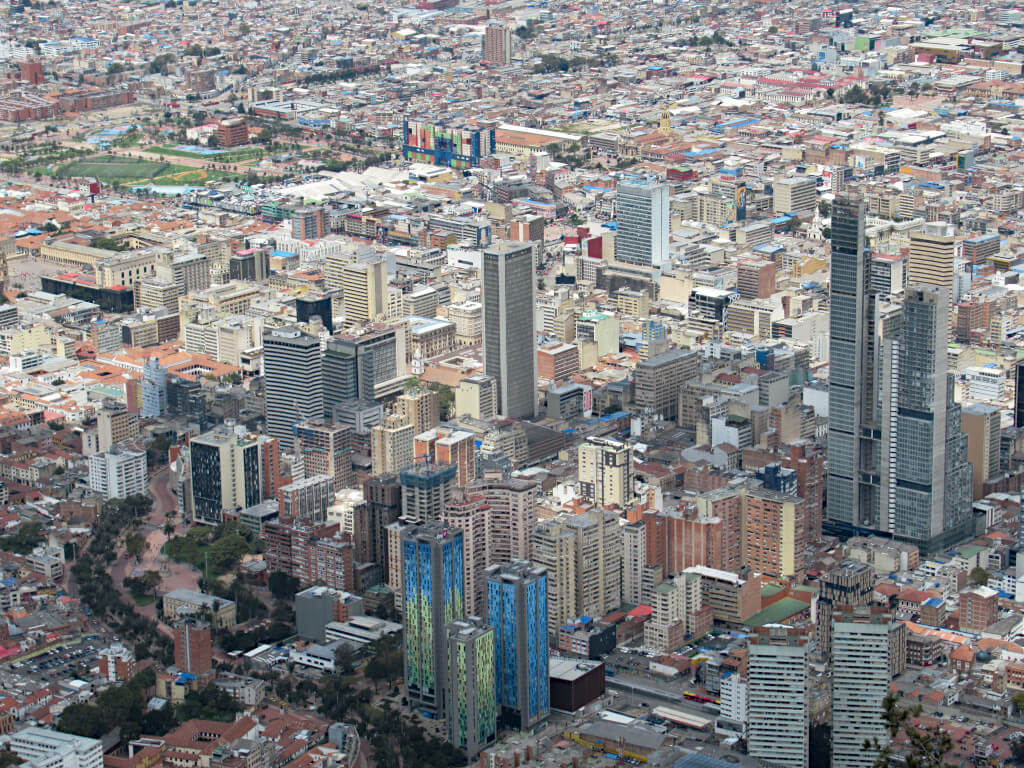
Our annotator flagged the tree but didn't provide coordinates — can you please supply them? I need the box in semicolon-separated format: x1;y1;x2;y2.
125;532;147;558
334;644;356;675
207;134;219;148
108;62;124;75
268;571;300;599
969;566;989;585
0;749;23;768
869;692;953;768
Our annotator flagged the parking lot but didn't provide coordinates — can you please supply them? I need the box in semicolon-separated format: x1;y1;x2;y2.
0;640;102;691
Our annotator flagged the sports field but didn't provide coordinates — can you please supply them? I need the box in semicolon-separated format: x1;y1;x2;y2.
54;156;237;185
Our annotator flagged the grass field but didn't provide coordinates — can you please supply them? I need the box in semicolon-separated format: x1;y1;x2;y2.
144;145;264;163
54;155;240;186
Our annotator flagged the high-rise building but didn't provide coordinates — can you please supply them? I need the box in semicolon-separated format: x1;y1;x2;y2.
831;607;891;768
443;492;489;615
815;560;873;660
482;241;536;419
622;520;646;605
402;523;465;717
747;630;808;768
189;426;277;525
634;348;697;422
88;448;147;500
415;428;476;487
482;23;512;66
279;474;335;524
772;177;816;215
216;117;248;147
371;415;415;476
577;436;634;509
293;419;354;489
263;327;323;446
1016;361;1024;428
98;401;140;452
908;223;957;309
173;618;213;681
736;259;777;300
615;181;669;267
467;477;535;565
402;121;496;169
396;389;440;435
292;207;326;241
446;617;497;759
400;461;456;523
141;357;168;418
960;586;998;632
486;561;550;731
455;374;498;420
296;294;333;331
962;403;1001;500
353;475;401;572
894;285;972;551
323;326;404;409
341;258;387;326
827;196;884;533
532;510;621;639
742;488;806;579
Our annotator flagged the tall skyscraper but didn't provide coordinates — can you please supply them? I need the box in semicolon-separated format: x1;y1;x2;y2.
894;285;972;551
173;618;213;681
189;426;276;525
827;195;883;532
1015;360;1024;428
446;617;496;759
323;326;404;409
342;258;387;326
482;241;536;419
403;523;465;717
401;461;456;523
263;327;323;446
486;561;549;731
482;23;512;66
831;607;891;768
747;630;808;768
908;223;957;309
815;560;873;660
615;181;669;267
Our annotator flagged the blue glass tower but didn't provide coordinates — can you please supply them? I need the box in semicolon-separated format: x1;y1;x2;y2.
403;523;465;717
486;560;550;731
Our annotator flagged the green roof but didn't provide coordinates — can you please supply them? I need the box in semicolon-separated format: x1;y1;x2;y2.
744;597;809;627
958;545;985;558
761;583;785;598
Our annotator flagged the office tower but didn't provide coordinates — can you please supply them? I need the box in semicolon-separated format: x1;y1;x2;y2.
296;294;333;331
295;585;364;643
895;285;972;551
747;630;809;768
87;448;147;500
815;560;873;660
486;561;550;731
482;23;512;66
634;348;698;422
615;181;669;268
772;177;816;215
279;474;335;524
831;607;891;768
827;196;884;532
532;510;621;638
141;357;167;418
908;223;957;310
173;618;213;680
446;617;497;759
482;241;536;419
323;326;403;409
455;374;497;420
622;520;646;605
341;258;387;326
216;117;248;147
782;441;825;544
960;586;998;631
353;475;401;571
293;419;354;489
577;436;634;509
743;488;806;579
402;523;465;717
962;403;1001;500
263;327;323;446
401;461;456;523
396;389;440;435
370;415;414;476
189;426;276;525
736;259;777;299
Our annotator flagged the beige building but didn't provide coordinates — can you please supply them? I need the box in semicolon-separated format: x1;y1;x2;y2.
962;403;1001;500
370;414;414;475
908;223;957;312
342;259;387;326
577;437;633;509
162;588;237;629
97;404;140;452
396;389;440;435
455;374;498;420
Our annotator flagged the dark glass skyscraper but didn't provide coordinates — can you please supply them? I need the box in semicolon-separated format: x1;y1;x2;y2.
482;241;536;419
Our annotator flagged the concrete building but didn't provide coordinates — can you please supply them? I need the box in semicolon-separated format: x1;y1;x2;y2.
908;222;957;309
173;618;213;681
396;389;440;435
615;181;669;267
815;560;874;660
455;374;498;420
961;403;1001;500
743;488;805;579
296;585;365;644
960;586;998;632
483;23;512;66
577;437;634;509
747;631;808;768
97;643;135;682
482;241;536;419
342;258;387;326
831;607;891;768
263;327;323;447
7;728;102;768
634;348;698;422
97;404;139;452
87;447;147;500
161;588;237;629
772;177;816;215
279;474;335;524
400;461;456;523
189;426;278;526
370;415;414;476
